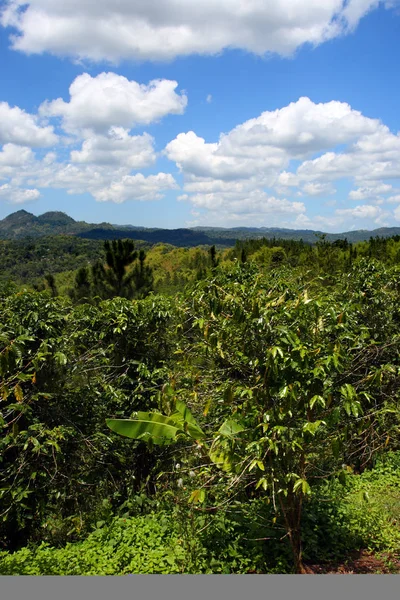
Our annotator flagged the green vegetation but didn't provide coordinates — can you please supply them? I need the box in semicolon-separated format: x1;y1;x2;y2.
1;227;400;574
1;454;400;574
2;209;400;244
70;240;154;302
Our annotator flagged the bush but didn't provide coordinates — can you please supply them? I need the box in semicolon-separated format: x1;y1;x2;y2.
302;452;400;563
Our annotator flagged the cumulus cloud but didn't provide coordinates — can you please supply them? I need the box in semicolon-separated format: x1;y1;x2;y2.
226;97;381;158
0;74;182;205
0;102;57;147
0;183;40;204
0;143;34;167
185;194;306;228
165;97;386;183
15;158;178;204
336;204;382;219
0;144;35;183
165;96;400;226
349;183;393;200
0;71;186;206
70;129;156;169
39;73;187;134
3;83;400;227
94;173;178;203
301;182;336;197
1;1;396;62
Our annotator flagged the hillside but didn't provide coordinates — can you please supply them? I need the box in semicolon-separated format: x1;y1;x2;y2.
0;210;91;239
1;209;400;244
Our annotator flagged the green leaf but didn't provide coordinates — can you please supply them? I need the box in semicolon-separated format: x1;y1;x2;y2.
188;489;206;504
302;420;324;436
170;400;206;439
106;413;183;446
54;352;67;366
293;478;311;495
309;395;325;410
14;384;23;403
209;442;240;473
218;419;245;438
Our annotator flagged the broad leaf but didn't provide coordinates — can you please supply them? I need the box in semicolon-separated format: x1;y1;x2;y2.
106;413;183;446
218;419;245;437
170;400;206;439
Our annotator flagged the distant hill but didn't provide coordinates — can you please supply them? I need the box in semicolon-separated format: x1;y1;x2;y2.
0;210;91;239
76;227;237;247
1;209;400;245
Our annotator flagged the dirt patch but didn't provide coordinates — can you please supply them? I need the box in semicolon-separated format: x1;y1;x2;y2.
304;550;400;574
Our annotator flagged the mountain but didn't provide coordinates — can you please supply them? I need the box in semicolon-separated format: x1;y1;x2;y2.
76;227;237;247
1;210;400;245
36;212;76;226
0;210;92;239
0;210;38;237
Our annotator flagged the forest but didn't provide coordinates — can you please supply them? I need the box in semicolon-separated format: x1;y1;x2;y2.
1;230;400;574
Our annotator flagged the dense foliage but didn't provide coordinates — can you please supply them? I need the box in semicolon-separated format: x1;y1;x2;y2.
1;233;400;573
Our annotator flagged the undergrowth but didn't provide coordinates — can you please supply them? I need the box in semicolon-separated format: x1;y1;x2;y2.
1;452;399;575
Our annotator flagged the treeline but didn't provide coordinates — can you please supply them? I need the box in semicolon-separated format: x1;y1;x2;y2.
4;233;400;293
0;236;110;286
2;234;400;300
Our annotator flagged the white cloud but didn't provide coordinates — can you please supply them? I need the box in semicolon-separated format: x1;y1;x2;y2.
394;205;400;221
17;158;178;204
165;98;385;184
0;183;40;204
70;129;156;169
39;72;187;134
0;102;57;147
94;173;178;203
292;213;346;231
165;96;400;226
0;71;183;206
0;144;35;182
226;97;381;158
165;130;287;181
0;143;34;167
336;204;381;219
3;84;400;228
349;183;393;200
206;94;213;104
301;182;336;196
186;194;306;227
1;1;396;62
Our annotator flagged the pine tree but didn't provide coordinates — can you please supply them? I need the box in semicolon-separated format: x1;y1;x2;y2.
209;245;219;270
131;249;154;299
44;273;58;297
90;240;153;300
69;266;92;303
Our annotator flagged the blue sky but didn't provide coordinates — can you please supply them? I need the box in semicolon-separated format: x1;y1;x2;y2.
1;1;400;231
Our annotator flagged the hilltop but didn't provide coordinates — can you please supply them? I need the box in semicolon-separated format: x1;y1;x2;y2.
1;209;400;245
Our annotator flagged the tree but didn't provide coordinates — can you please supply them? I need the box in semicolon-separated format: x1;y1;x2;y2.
107;263;400;572
75;240;154;301
69;266;91;303
209;245;219;270
94;239;138;299
130;250;154;299
44;273;58;297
